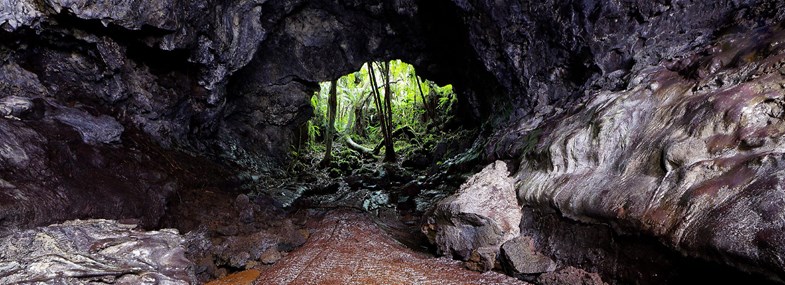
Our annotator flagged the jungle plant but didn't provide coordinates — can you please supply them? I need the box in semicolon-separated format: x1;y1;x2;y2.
305;60;456;163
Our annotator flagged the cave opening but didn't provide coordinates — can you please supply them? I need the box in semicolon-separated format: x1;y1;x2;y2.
271;59;484;253
299;59;459;170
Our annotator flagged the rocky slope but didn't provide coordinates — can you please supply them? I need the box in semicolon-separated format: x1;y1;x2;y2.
3;0;785;284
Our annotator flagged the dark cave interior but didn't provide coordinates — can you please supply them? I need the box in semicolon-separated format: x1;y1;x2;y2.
2;0;785;284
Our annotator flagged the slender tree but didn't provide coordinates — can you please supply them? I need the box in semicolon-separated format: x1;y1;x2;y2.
381;62;396;161
353;92;371;137
368;62;396;162
368;62;387;140
320;79;338;166
414;73;435;121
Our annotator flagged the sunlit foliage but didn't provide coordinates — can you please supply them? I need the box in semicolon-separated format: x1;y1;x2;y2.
308;60;455;155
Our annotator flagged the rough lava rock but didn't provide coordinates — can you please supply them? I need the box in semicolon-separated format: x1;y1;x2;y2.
536;266;609;285
162;190;307;282
52;107;124;145
500;235;557;275
0;96;33;118
0;219;195;284
516;27;785;282
423;161;521;271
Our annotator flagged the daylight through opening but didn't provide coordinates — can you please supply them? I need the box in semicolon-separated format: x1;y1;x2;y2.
300;60;457;170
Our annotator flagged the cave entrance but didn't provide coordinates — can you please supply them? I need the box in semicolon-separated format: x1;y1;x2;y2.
286;59;468;251
299;60;457;173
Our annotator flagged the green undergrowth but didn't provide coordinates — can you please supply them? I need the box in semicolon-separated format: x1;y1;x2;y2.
292;60;460;174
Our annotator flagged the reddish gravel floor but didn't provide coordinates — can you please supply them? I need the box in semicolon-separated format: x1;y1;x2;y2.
247;209;527;285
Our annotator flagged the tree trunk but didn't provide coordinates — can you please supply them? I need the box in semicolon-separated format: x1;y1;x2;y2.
344;135;375;158
414;73;435;122
353;93;370;137
319;80;338;166
368;62;395;162
380;62;396;162
372;125;419;155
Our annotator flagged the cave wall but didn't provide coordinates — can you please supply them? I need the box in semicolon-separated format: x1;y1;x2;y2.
515;26;785;282
477;0;785;159
0;0;498;171
0;0;438;230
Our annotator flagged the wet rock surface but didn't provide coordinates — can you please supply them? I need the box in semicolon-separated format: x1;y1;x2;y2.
0;219;194;284
253;209;527;285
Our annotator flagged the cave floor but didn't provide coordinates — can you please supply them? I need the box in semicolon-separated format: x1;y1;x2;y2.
160;156;518;284
224;209;525;285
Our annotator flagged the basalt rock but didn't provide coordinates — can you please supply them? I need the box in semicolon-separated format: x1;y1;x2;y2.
537;266;609;285
481;0;785;160
0;61;231;230
0;96;33;118
0;219;194;284
515;27;785;283
162;190;307;282
423;161;520;271
501;235;557;275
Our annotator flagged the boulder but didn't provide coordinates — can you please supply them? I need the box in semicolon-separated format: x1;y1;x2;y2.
52;107;124;145
501;235;557;275
423;161;521;271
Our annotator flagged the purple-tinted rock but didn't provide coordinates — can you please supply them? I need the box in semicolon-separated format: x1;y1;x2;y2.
515;29;785;282
0;219;195;284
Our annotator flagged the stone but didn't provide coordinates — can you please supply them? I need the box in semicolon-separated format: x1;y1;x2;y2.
515;28;785;282
536;266;608;285
0;116;189;231
0;219;195;284
0;63;48;98
259;247;282;264
465;246;500;272
52;107;124;145
423;161;521;271
0;96;33;118
235;194;251;208
0;0;784;283
501;236;557;274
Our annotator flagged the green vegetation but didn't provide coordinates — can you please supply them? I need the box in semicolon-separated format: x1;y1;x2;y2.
305;60;456;164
